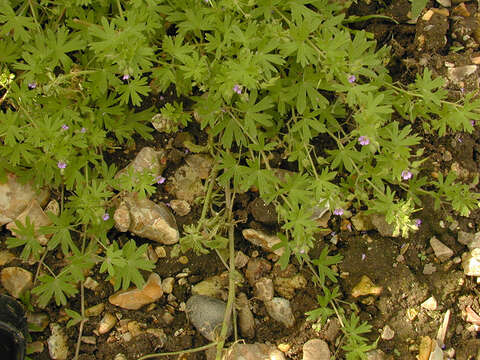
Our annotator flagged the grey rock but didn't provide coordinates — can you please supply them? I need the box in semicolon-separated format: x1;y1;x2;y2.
224;343;285;360
423;263;437;275
245;258;272;286
234;251;249;269
371;214;395;237
458;231;480;250
264;297;295;328
248;198;277;224
303;339;330;360
430;236;454;262
447;65;477;84
366;349;387;360
186;295;232;341
237;293;255;339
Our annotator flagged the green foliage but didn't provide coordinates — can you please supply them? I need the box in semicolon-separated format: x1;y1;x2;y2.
100;240;155;291
1;0;479;354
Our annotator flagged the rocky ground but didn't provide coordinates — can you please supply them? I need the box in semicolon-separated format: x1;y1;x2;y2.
2;0;480;359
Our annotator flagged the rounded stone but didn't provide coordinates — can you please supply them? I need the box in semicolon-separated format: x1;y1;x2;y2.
185;295;232;341
303;339;330;360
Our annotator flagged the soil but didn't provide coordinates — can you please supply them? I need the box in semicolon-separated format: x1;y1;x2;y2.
2;1;480;359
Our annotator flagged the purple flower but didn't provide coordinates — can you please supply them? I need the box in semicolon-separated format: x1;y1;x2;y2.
233;85;242;95
361;253;366;261
401;170;412;180
28;82;37;89
57;161;67;169
348;75;356;84
358;136;370;146
156;176;166;184
122;74;130;80
333;208;344;216
471;120;475;127
61;124;69;131
415;219;422;227
80;127;86;133
102;213;110;221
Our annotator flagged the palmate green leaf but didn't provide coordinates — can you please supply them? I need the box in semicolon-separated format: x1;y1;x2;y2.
6;217;43;261
305;286;340;325
312;246;343;287
32;273;78;307
118;240;155;291
42;210;78;255
117;77;150;106
0;2;37;42
216;151;250;190
243;157;280;202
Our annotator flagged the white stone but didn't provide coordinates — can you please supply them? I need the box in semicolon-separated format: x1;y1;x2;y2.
430;237;454;262
47;323;68;360
421;296;438;311
242;229;284;256
381;325;395;340
98;313;117;335
462;249;480;276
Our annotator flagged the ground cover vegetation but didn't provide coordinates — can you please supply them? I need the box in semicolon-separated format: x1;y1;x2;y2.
1;0;480;358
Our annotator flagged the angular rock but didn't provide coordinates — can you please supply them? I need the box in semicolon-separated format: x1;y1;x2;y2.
161;277;175;294
237;293;255;339
371;214;395;237
264;297;295;328
457;231;480;250
303;339;330;360
224;343;285;360
245;258;272;286
98;313;117;334
234;251;249;269
115;147;166;183
423;263;437;275
192;275;226;299
248;198;277;224
430;236;454;262
421;296;438;311
185;295;232;341
351;212;375;232
169;199;191;216
114;195;179;244
1;267;33;298
109;273;163;310
381;325;395;340
254;277;274;302
242;229;284;256
351;275;382;298
48;323;68;360
462;248;480;276
273;274;307;300
7;199;52;245
85;303;104;317
366;349;388;360
0;173;49;226
168;155;214;203
447;65;477;84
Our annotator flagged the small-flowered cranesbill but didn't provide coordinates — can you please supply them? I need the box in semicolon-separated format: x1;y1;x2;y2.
28;82;37;89
401;170;412;180
156;176;166;184
102;213;110;221
122;74;130;80
233;84;242;95
57;161;67;169
80;127;86;133
61;124;69;131
348;75;356;84
333;208;344;216
415;219;422;227
358;136;370;146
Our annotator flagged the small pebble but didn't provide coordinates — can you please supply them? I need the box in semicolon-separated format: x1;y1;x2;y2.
381;325;395;340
